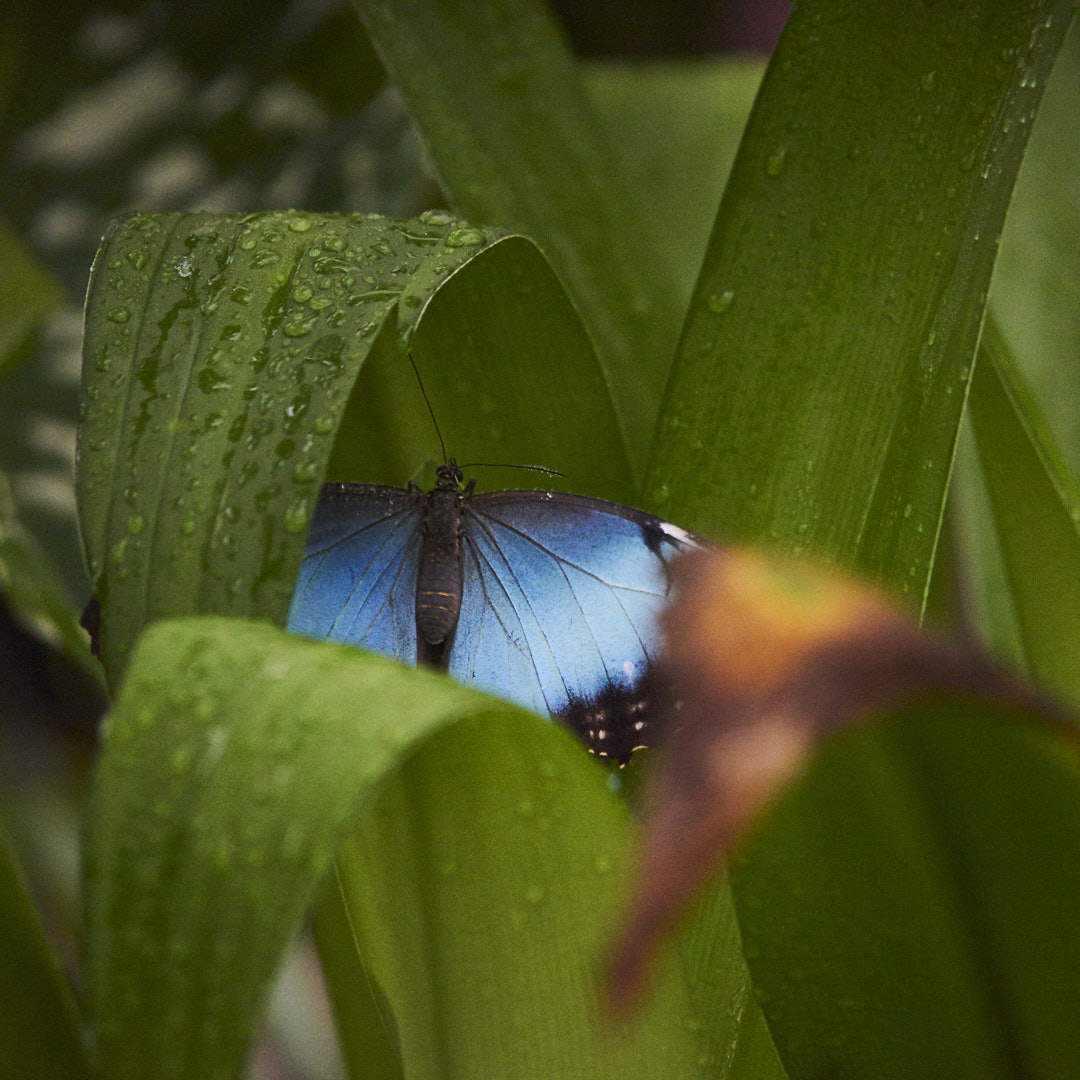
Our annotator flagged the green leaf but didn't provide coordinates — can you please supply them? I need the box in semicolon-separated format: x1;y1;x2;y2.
86;617;701;1080
990;19;1080;473
0;214;61;376
649;0;1075;606
967;318;1080;709
329;233;634;504
329;718;704;1080
583;57;765;315
733;700;1080;1080
352;0;684;472
77;210;625;683
0;470;97;673
675;877;789;1079
0;827;91;1080
311;876;403;1080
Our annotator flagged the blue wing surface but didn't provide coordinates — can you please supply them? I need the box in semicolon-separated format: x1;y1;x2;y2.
286;483;424;663
450;491;705;717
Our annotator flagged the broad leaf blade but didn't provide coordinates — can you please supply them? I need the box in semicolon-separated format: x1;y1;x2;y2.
990;19;1080;472
649;0;1075;606
330;234;634;504
330;717;702;1080
583;58;765;315
733;701;1080;1080
353;0;684;471
86;618;701;1080
968;319;1080;709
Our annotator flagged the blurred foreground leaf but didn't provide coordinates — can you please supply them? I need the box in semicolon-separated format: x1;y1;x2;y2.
87;618;702;1080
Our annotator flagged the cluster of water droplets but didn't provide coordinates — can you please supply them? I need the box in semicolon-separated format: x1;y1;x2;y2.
81;208;493;635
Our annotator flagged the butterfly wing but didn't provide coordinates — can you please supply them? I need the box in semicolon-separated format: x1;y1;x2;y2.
286;482;424;662
453;491;707;760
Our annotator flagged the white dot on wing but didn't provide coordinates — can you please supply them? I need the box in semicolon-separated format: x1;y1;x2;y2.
659;521;694;544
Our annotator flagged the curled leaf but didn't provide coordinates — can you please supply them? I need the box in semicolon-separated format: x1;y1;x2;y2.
607;547;1065;1011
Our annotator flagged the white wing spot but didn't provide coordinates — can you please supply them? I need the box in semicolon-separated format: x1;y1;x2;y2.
623;659;635;678
659;521;694;544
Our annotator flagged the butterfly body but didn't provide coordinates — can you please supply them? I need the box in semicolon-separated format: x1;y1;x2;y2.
415;463;471;661
287;460;707;760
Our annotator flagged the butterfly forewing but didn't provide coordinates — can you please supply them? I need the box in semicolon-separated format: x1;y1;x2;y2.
287;483;424;661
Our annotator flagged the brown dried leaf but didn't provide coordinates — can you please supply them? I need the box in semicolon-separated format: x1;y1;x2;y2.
606;548;1063;1012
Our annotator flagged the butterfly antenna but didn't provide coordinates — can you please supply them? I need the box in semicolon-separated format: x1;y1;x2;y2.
409;353;447;463
462;462;567;478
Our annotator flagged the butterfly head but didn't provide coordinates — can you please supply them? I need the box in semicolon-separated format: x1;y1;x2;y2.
435;458;465;491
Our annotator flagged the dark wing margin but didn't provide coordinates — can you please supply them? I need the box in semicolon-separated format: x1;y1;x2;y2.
455;490;708;761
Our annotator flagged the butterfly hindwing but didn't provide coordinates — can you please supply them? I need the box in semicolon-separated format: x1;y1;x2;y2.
452;491;705;757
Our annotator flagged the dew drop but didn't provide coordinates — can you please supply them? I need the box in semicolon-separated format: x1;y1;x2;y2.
445;226;486;248
420;209;454;226
765;146;788;176
322;233;346;252
708;289;735;314
283;318;315;338
107;306;131;323
284;498;309;533
127;250;147;270
127;514;145;534
288;216;313;233
250;250;280;268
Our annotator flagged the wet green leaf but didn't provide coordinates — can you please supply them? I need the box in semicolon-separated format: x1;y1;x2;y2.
648;0;1075;610
329;234;633;504
353;0;684;473
0;828;91;1080
968;318;1080;709
77;210;625;684
87;617;701;1080
733;701;1080;1080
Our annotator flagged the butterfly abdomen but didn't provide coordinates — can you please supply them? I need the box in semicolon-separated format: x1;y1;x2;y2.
415;487;465;661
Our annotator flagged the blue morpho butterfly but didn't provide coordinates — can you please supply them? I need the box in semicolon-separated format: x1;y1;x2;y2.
286;450;708;762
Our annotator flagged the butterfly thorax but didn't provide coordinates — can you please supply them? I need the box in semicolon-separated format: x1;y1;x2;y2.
415;461;467;660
